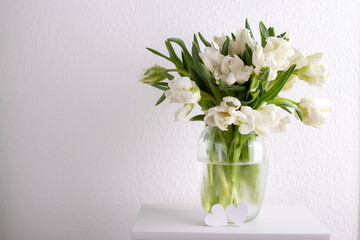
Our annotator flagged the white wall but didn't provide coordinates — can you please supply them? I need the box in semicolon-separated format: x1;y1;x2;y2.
0;0;359;239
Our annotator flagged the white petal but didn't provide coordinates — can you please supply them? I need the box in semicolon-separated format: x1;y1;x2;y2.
174;104;194;121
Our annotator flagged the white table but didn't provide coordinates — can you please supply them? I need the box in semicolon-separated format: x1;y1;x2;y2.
131;204;330;240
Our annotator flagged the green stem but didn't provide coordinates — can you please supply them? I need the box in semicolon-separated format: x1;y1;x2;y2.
166;69;190;76
275;96;299;105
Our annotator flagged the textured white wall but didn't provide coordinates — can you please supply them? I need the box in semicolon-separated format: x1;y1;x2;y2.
0;0;359;239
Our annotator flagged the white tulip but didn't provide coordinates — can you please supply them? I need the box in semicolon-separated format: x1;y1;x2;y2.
165;76;200;121
240;103;290;138
165;76;201;104
199;47;224;78
263;37;295;80
281;74;298;91
237;106;256;135
296;53;329;88
204;97;242;131
220;55;253;85
253;38;295;81
252;45;265;75
287;47;308;70
214;28;256;56
296;97;332;128
174;104;194;121
256;104;291;134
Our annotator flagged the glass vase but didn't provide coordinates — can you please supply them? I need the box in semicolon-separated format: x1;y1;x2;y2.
198;126;268;222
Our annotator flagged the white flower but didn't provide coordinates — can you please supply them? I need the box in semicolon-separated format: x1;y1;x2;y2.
252;45;265;75
253;38;295;81
281;74;298;91
165;76;201;104
214;28;256;56
174;104;194;121
256;104;291;135
199;47;224;78
237;106;256;134
287;47;308;70
165;76;201;121
263;37;295;80
296;53;329;88
239;103;291;138
219;55;253;85
296;97;332;128
204;96;242;131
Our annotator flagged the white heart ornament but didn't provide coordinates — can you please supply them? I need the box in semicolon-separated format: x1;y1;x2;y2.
225;203;248;226
204;204;227;227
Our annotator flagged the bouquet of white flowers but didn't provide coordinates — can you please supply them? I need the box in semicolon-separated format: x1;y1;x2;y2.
140;19;332;219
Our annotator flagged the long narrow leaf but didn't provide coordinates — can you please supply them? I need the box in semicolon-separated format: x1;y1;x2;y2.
155;93;166;106
259;21;269;47
146;47;173;62
151;83;168;91
221;36;230;55
168;38;194;69
162;72;174;80
268;27;275;37
256;64;296;106
245;18;255;39
295;109;303;121
219;79;228;93
191;42;212;92
189;114;205;121
241;90;260;105
227;85;248;92
266;99;297;109
165;40;182;64
198;32;211;47
193;34;199;46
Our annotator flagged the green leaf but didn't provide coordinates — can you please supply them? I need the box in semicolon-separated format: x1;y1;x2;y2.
242;44;253;66
154;82;168;86
241;90;260;105
221;36;230;55
249;75;259;92
155;92;166;106
209;82;222;103
162;72;174;80
259;21;269;47
231;32;236;40
199;63;213;82
193;34;199;46
181;52;188;70
168;38;194;68
277;32;289;41
258;67;270;82
268;27;275;37
277;32;287;38
198;32;211;47
150;83;168;91
188;66;206;91
191;42;212;92
245;18;255;39
295;109;303;121
218;79;228;93
165;40;182;64
146;47;172;62
266;99;297;109
227;85;248;92
256;64;296;107
280;106;292;114
189;114;205;121
200;90;216;103
197;100;211;111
